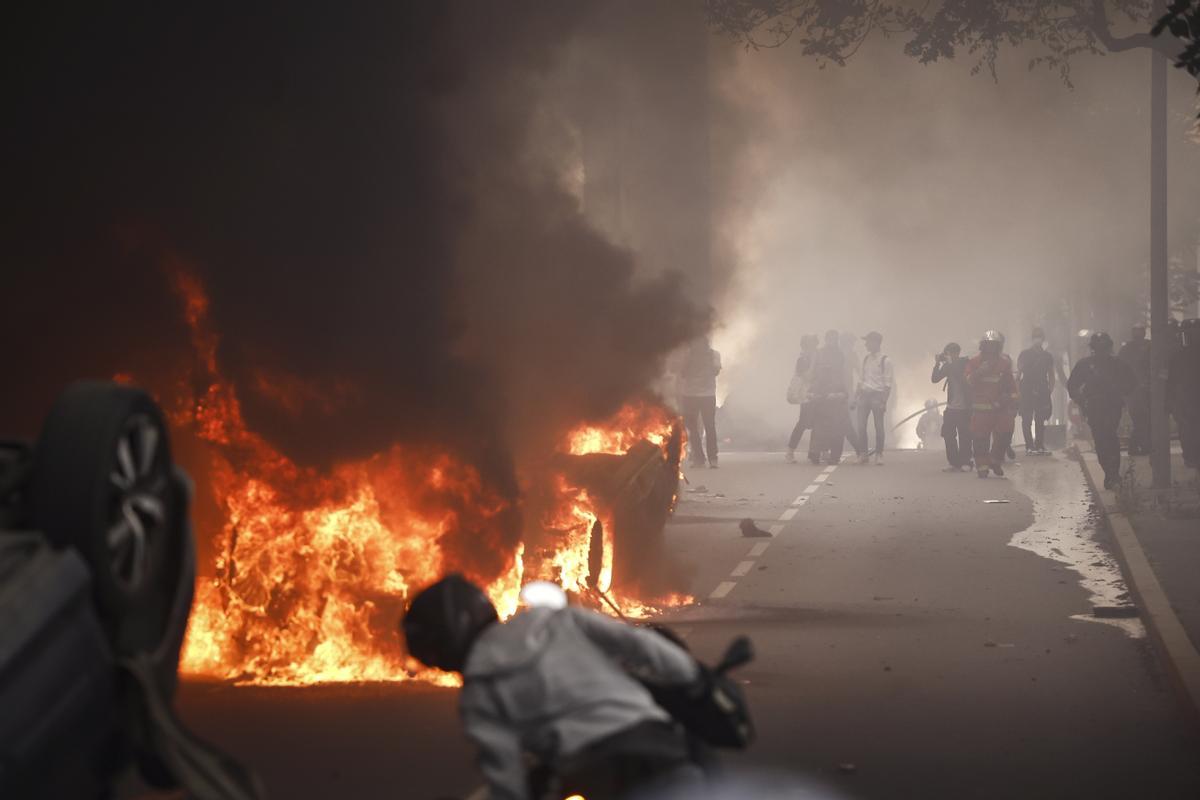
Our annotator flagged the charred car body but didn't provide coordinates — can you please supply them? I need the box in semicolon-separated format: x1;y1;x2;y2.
0;382;259;800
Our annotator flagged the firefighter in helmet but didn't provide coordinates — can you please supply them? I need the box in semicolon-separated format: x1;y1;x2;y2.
1067;332;1136;489
965;330;1019;478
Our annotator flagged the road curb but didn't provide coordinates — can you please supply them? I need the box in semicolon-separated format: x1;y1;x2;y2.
1076;448;1200;729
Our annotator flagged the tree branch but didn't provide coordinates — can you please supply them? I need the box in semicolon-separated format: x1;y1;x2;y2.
1088;0;1176;55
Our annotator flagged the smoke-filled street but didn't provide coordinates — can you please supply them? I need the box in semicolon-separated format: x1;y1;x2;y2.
171;448;1200;799
5;3;1200;800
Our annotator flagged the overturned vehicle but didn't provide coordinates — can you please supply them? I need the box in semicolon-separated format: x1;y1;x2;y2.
0;381;260;800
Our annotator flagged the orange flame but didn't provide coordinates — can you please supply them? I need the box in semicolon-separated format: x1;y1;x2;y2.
565;402;675;457
166;272;688;685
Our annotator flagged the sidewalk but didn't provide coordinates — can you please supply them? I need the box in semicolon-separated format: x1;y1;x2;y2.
1077;442;1200;724
1121;449;1200;653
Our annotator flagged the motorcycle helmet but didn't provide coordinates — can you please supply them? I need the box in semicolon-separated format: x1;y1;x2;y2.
1089;332;1114;354
401;574;498;672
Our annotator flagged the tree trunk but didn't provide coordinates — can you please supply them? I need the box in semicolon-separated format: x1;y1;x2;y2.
1149;45;1171;488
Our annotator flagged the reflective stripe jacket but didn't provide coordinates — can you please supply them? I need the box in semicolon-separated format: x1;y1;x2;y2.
965;353;1018;415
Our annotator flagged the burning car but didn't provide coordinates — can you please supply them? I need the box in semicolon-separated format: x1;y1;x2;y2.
153;273;692;686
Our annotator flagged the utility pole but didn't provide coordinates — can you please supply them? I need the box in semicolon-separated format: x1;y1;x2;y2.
1149;42;1171;488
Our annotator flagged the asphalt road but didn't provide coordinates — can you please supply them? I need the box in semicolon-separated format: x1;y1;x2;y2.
171;449;1200;800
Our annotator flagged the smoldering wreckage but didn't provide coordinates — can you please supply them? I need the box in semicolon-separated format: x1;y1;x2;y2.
2;2;750;792
0;375;736;799
0;268;730;798
0;232;747;792
6;1;1200;799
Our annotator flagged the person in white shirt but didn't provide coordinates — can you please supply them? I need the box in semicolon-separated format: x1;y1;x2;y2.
856;331;894;464
679;338;722;468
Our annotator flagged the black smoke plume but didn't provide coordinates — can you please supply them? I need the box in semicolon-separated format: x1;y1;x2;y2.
4;4;709;573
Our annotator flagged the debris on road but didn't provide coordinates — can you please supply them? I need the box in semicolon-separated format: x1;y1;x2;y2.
983;499;1011;504
739;518;772;538
689;485;708;493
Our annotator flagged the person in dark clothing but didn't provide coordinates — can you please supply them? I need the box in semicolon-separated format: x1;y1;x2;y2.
1166;317;1184;361
1117;324;1152;455
932;342;972;471
839;331;861;456
1167;318;1200;470
786;334;820;463
1017;327;1056;455
1067;332;1137;490
808;330;849;466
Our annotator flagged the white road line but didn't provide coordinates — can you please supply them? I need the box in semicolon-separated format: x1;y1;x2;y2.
709;463;838;601
709;581;737;599
731;560;755;577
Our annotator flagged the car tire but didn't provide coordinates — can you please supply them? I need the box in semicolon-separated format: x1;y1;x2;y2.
30;381;181;654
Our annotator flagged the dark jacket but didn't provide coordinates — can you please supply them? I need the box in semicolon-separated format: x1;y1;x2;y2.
1067;355;1136;417
1118;339;1151;387
1167;347;1199;416
810;346;847;397
932;357;970;411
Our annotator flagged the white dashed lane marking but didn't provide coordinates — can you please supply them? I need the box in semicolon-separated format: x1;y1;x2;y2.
708;462;838;600
710;581;737;599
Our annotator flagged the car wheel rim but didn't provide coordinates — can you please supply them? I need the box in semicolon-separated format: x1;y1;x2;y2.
107;414;168;592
